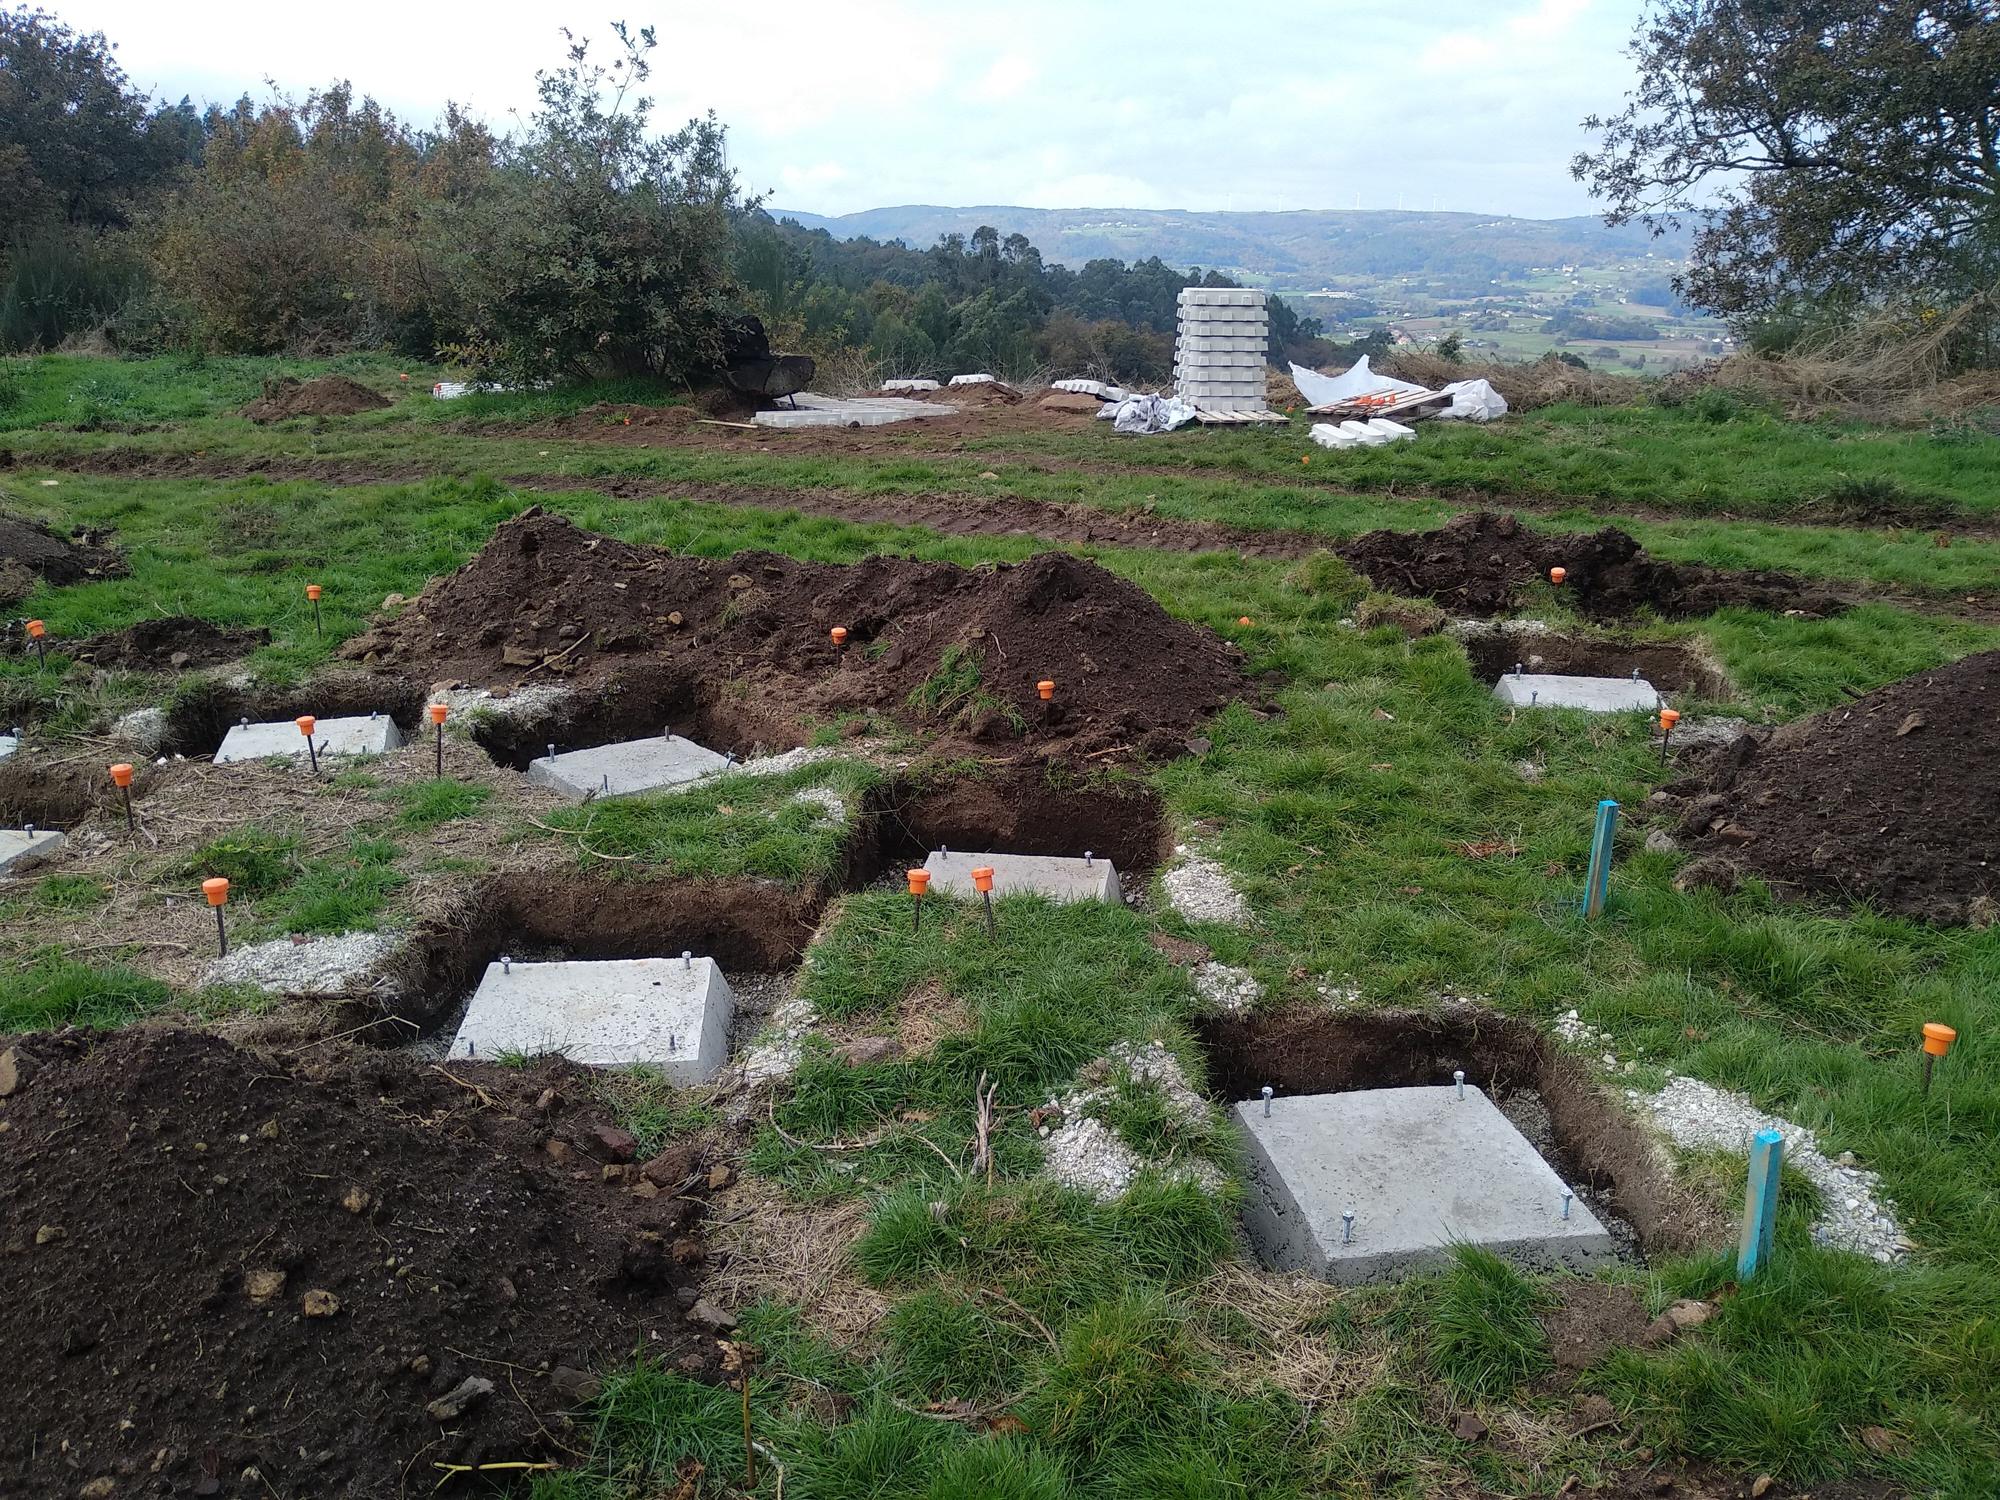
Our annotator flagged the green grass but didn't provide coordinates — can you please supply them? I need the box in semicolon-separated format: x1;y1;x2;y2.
176;824;403;936
0;952;171;1030
385;778;492;828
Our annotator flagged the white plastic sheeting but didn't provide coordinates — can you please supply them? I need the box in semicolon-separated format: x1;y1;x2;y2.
1289;357;1428;409
1104;393;1199;434
1437;379;1509;422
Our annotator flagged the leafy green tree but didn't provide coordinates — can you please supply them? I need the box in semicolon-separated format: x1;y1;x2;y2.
1574;0;2000;337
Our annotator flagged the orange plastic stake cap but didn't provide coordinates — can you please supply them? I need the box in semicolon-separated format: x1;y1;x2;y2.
25;619;45;638
971;866;995;893
1549;567;1568;585
306;584;322;602
906;869;931;896
830;626;849;646
202;877;230;907
428;703;449;725
1660;708;1682;729
1922;1022;1957;1057
295;715;317;737
109;762;134;788
1036;679;1055;701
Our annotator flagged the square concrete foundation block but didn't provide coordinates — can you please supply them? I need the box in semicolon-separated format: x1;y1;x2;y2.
214;715;402;765
525;734;730;800
923;848;1120;904
0;733;17;761
1492;674;1660;713
0;827;66;874
451;956;734;1081
1236;1085;1618;1284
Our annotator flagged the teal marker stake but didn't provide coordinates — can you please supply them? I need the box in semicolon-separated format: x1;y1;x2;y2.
1581;798;1620;918
1737;1128;1784;1280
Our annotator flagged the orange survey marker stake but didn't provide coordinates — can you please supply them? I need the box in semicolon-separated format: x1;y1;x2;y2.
1549;567;1568;585
296;715;321;775
1921;1022;1957;1095
203;876;232;956
109;762;135;834
1238;616;1254;627
972;865;997;938
907;868;931;934
830;626;849;647
1658;706;1681;763
428;702;449;778
306;583;324;639
1037;679;1055;702
25;618;46;664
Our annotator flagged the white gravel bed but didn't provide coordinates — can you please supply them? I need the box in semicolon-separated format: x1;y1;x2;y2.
1192;961;1261;1013
204;931;399;994
1039;1040;1225;1202
1161;844;1251;926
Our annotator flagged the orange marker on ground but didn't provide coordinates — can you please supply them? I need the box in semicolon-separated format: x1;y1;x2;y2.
1922;1022;1957;1095
1238;616;1254;627
25;617;46;663
972;865;997;937
1658;706;1681;762
907;868;931;933
306;583;324;638
110;762;136;833
1549;567;1568;585
830;627;849;646
1036;680;1055;701
428;703;450;777
203;876;232;955
296;716;321;774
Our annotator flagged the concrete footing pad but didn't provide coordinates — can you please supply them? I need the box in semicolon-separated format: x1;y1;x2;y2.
215;714;403;764
0;828;65;874
923;848;1121;904
0;731;18;761
450;957;734;1082
524;734;731;800
1493;674;1660;713
1235;1085;1618;1284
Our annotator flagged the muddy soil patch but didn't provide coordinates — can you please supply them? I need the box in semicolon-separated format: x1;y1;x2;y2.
1459;627;1733;698
1194;1005;1723;1258
1668;648;2000;923
340;509;1248;765
161;672;427;757
66;615;270;671
0;1027;717;1498
1340;510;1842;621
0;512;126;605
240;374;392;422
0;754;131;826
873;767;1168;874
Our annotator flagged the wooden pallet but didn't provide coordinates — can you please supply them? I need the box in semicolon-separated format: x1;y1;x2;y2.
1306;389;1452;423
1192;407;1289;425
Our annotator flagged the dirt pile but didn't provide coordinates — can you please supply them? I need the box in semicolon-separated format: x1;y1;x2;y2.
0;1028;718;1497
341;509;1248;763
1339;510;1841;620
0;513;126;604
1670;650;2000;923
240;376;392;423
69;616;270;670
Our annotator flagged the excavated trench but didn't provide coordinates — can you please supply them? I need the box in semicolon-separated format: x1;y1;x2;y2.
466;668;805;771
159;674;428;758
1459;628;1734;698
1195;1005;1725;1260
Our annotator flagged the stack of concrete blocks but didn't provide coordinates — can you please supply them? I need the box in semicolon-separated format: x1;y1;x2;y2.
1175;288;1268;412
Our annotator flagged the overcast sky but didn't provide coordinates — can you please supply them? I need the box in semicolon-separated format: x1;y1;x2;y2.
55;0;1641;220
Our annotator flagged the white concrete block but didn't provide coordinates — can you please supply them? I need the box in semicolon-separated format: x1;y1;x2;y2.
948;372;996;385
922;848;1121;904
0;827;65;874
1492;674;1661;713
1178;288;1265;308
0;732;17;761
881;378;941;392
214;714;402;765
451;956;734;1081
524;734;731;801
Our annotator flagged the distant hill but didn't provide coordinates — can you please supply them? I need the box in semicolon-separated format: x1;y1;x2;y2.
770;205;1687;288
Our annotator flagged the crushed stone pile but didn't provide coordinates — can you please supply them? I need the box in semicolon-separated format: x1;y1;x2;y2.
0;1028;717;1497
0;512;126;605
240;375;392;422
1339;510;1841;620
1670;649;2000;923
341;508;1248;763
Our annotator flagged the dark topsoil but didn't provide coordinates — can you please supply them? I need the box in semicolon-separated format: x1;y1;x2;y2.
68;615;270;670
339;508;1249;763
1339;510;1842;620
0;1028;723;1498
1668;649;2000;924
0;512;127;604
240;376;392;423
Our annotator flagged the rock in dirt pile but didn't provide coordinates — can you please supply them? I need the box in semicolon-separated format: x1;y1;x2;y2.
1669;649;2000;923
240;375;392;423
342;508;1249;762
0;1028;721;1497
0;512;126;605
1340;510;1840;620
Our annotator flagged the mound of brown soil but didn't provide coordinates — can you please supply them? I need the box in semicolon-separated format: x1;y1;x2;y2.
70;616;270;670
1671;650;2000;923
0;1028;718;1497
240;375;392;423
340;509;1247;763
0;514;126;604
922;380;1021;405
1339;510;1839;620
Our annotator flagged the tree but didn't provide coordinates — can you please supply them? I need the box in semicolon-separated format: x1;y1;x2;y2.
1574;2;2000;332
